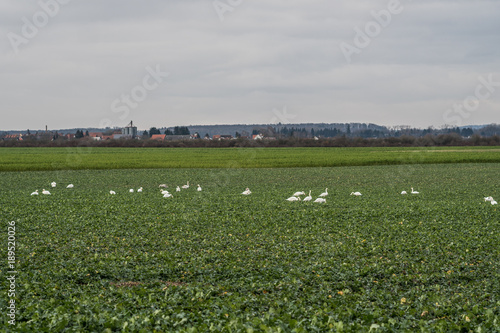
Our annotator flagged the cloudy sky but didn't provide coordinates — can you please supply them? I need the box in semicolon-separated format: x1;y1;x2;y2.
1;0;499;130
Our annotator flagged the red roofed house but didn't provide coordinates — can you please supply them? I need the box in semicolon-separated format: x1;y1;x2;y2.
88;132;103;141
213;135;233;140
3;134;23;140
151;134;166;141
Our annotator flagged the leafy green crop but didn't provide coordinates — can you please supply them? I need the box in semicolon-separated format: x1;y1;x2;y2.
1;163;498;331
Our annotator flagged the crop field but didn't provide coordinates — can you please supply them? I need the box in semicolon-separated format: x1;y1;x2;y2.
1;157;499;331
1;146;500;171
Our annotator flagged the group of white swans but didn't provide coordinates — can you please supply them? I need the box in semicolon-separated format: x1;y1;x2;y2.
243;187;397;203
109;181;203;197
284;188;417;203
400;187;420;195
284;188;329;203
159;182;202;198
30;182;497;206
30;182;73;195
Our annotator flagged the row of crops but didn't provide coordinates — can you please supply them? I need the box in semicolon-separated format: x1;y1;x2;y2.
1;147;500;171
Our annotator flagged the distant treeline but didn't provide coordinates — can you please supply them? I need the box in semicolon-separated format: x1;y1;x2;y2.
270;125;479;138
2;133;500;148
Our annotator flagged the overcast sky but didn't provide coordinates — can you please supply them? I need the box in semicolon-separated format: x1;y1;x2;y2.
1;0;499;130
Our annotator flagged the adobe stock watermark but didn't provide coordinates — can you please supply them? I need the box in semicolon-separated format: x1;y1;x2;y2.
7;0;73;54
6;221;17;326
271;106;296;124
443;74;500;127
58;64;168;170
109;65;169;122
213;0;243;22
340;0;410;64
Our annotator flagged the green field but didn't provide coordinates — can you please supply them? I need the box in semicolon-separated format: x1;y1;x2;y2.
1;146;500;171
1;152;499;331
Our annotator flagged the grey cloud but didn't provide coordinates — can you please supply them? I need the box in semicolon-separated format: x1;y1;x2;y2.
1;0;499;130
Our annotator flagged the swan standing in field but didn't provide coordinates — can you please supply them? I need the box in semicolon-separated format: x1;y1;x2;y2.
242;188;251;195
51;182;56;187
303;190;312;202
286;196;301;201
484;196;497;205
350;192;362;196
163;192;173;198
109;190;116;195
176;186;181;192
182;181;190;189
319;188;328;197
42;189;51;195
197;184;202;192
66;184;74;188
314;198;326;203
31;190;39;196
401;191;407;195
293;191;305;197
411;188;419;194
137;187;143;193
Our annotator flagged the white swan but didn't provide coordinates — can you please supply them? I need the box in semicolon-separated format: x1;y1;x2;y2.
129;189;134;193
197;185;202;192
161;190;170;195
411;187;419;194
293;191;305;197
401;191;407;195
492;200;498;205
286;196;300;201
163;192;173;198
31;190;39;196
303;190;312;202
242;188;251;195
314;198;326;203
66;184;74;188
137;187;143;192
484;196;494;202
51;182;56;188
110;190;116;195
319;188;328;197
350;192;362;196
42;189;51;195
182;181;190;189
176;186;181;192
159;184;168;188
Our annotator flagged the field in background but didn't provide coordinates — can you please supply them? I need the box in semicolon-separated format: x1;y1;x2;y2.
1;146;500;171
1;163;499;331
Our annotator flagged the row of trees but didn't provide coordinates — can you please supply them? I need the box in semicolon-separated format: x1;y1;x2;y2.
75;130;89;138
144;126;191;137
267;126;479;139
243;125;489;139
2;133;499;148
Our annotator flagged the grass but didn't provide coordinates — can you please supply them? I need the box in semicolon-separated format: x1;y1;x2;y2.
1;146;500;171
1;163;499;331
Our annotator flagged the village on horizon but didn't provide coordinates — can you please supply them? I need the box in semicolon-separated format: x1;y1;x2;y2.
2;120;500;142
